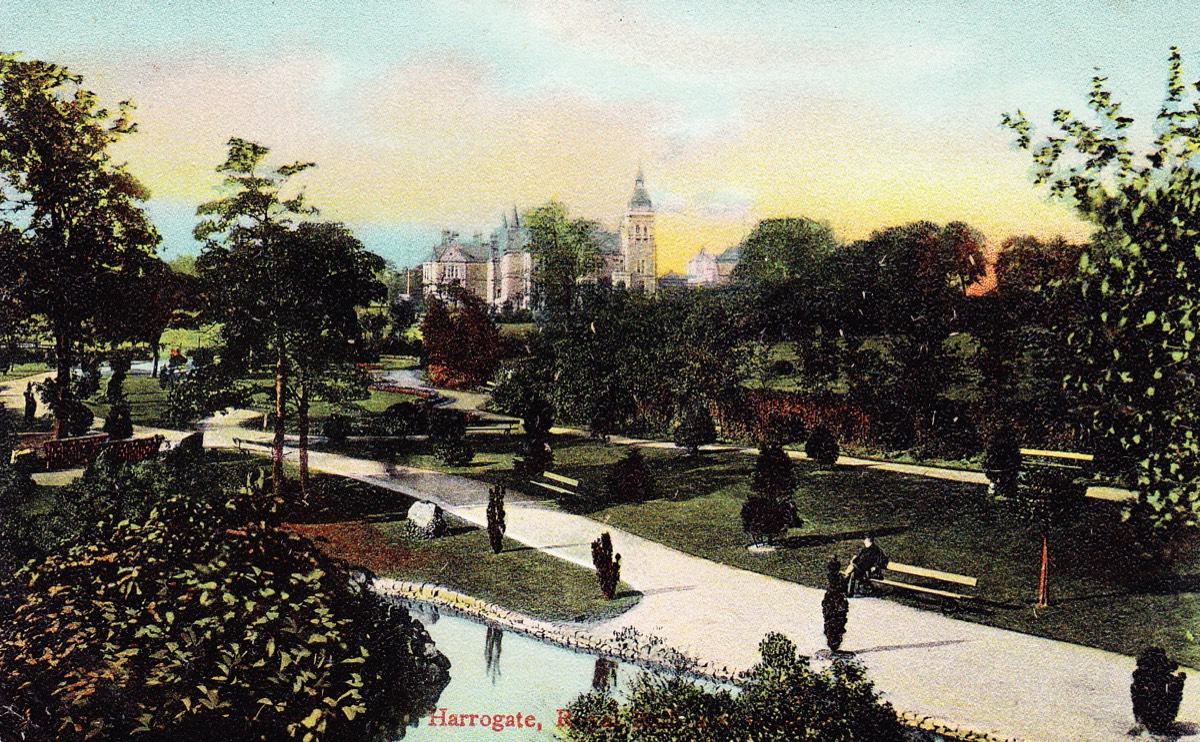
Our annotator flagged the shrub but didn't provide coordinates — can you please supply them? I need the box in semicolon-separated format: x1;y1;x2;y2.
562;633;907;741
38;377;94;438
756;411;807;448
983;425;1022;498
102;400;134;439
0;475;450;741
822;557;849;652
751;445;795;501
741;496;797;547
429;411;474;466
516;435;553;477
1131;647;1186;734
322;413;352;444
374;400;427;437
189;346;216;368
806;424;839;468
522;396;556;440
770;359;795;378
487;484;506;554
605;448;655;503
165;364;248;428
77;355;102;398
432;434;474;467
591;532;621;600
106;350;132;403
673;401;716;455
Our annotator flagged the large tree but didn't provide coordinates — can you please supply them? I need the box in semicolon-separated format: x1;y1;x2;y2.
731;217;838;341
0;55;161;433
421;286;502;389
834;221;985;449
195;138;316;500
280;222;384;493
522;201;601;315
969;236;1089;443
1003;49;1200;528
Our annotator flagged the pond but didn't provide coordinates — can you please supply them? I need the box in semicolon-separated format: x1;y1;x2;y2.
401;603;629;741
396;601;953;742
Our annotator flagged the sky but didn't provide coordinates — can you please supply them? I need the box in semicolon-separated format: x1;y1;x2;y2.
2;1;1197;273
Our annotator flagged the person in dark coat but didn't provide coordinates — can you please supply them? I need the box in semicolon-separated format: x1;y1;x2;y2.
23;382;36;425
846;536;888;597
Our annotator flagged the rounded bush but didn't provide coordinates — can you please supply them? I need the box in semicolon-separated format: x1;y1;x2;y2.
806;425;839;468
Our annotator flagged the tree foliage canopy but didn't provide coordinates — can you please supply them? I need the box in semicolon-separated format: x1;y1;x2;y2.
0;55;162;416
1004;49;1200;527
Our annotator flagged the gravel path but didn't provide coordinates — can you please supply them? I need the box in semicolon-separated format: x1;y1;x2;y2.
1;371;1176;740
197;407;1200;741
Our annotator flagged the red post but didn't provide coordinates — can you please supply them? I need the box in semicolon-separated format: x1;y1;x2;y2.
1037;533;1049;608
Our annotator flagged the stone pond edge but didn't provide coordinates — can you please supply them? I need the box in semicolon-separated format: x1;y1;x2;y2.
370;577;1020;742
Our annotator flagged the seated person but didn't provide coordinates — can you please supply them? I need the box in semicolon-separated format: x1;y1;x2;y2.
846;536;888;597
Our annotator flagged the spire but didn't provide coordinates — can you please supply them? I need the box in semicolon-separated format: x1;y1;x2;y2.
628;168;652;210
512;205;520;228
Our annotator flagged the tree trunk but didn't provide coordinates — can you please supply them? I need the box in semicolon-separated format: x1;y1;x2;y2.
272;347;287;502
52;327;70;439
151;334;161;378
297;374;309;499
1037;533;1049;609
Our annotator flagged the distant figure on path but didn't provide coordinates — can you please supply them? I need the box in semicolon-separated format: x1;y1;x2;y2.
23;382;36;425
847;536;888;597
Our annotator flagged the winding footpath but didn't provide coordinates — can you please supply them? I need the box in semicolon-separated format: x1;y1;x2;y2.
2;371;1186;740
198;413;1195;741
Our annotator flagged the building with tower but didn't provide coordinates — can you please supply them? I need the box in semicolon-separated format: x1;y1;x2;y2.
421;170;660;306
612;170;657;294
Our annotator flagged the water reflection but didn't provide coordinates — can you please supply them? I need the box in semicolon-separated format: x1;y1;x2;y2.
591;657;617;694
400;605;633;741
485;625;503;684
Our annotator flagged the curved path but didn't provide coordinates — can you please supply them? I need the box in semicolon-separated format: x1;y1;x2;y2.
198;407;1196;741
1;371;1171;740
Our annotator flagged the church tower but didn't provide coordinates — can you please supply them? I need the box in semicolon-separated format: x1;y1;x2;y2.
618;169;657;294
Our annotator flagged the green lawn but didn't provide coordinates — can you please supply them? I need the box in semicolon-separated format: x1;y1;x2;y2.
286;473;639;623
158;324;223;356
2;362;51;379
245;377;426;421
373;355;419;371
87;375;176;429
573;449;1200;667
343;433;1200;667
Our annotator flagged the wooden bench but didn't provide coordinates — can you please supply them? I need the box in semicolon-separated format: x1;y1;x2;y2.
870;561;978;602
529;471;581;497
1020;448;1093;473
466;421;518;436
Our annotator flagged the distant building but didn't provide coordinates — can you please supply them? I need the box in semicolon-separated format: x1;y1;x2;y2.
421;231;492;302
684;245;741;286
421;171;659;307
715;245;742;282
612;170;657;295
686;249;719;285
656;271;688;291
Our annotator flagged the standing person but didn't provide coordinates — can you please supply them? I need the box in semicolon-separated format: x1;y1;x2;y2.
23;382;36;425
847;535;888;597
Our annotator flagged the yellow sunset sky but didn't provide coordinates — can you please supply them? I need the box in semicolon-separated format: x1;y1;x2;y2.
7;1;1197;272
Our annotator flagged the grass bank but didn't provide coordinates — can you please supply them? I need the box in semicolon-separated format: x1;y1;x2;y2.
344;432;1200;667
286;474;639;624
